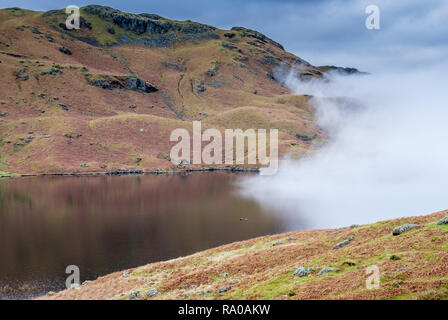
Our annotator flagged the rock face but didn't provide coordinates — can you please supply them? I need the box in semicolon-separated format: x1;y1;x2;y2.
392;224;421;236
83;5;216;35
294;266;312;277
437;216;448;225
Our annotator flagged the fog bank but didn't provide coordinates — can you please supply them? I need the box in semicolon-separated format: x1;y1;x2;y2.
239;65;448;230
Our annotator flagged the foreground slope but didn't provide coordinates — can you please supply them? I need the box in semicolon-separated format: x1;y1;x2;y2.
42;209;448;300
0;6;327;175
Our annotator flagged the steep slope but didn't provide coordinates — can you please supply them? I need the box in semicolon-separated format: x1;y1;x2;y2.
0;5;326;175
41;209;448;300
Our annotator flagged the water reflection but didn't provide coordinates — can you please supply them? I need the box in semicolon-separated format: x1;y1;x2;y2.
0;173;292;299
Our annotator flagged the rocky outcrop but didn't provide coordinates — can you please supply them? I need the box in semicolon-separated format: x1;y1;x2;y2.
83;5;216;35
318;65;368;76
86;74;158;93
115;32;220;48
231;26;284;50
58;47;72;55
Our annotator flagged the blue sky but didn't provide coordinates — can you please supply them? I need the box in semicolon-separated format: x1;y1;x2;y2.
2;0;447;71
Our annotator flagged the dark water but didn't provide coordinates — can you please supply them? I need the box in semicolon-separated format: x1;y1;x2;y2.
0;172;296;300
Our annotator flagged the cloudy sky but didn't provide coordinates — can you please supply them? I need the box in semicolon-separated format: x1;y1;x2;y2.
2;0;448;71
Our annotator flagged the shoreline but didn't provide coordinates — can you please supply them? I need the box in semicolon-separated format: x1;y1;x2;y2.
0;166;261;179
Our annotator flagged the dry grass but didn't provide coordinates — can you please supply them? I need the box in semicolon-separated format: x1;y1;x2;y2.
40;209;448;300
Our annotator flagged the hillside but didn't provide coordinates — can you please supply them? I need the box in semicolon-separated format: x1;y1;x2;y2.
41;209;448;300
0;5;329;176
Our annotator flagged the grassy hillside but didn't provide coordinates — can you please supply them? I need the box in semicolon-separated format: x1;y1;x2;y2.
41;209;448;300
0;5;327;175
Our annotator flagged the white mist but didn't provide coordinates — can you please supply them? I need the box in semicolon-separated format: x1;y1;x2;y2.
239;65;448;230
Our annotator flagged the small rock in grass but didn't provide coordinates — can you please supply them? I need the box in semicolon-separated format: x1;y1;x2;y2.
294;266;312;277
437;216;448;225
333;239;350;250
219;272;229;278
318;267;337;276
146;288;158;297
147;281;156;286
229;279;238;284
217;286;231;294
122;271;130;278
129;291;141;299
272;240;283;246
389;255;401;261
392;224;421;236
333;235;355;250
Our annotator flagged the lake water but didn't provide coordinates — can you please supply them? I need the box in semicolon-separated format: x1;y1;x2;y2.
0;172;306;300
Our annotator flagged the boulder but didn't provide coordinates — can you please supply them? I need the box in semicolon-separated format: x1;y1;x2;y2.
294;266;312;277
129;291;141;299
437;216;448;225
146;288;158;297
217;286;231;294
392;224;421;236
333;239;350;250
318;267;337;276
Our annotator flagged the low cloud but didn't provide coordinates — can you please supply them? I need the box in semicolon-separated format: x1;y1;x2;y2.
239;63;448;229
